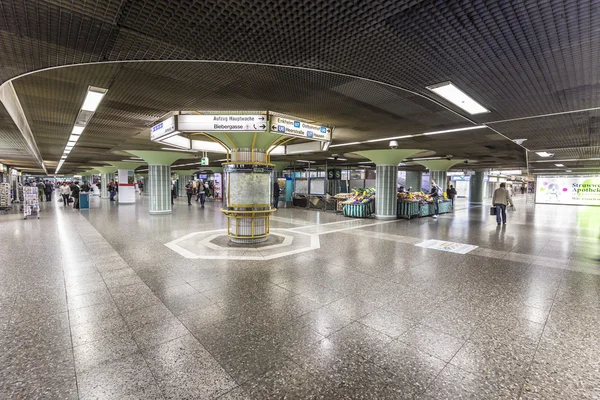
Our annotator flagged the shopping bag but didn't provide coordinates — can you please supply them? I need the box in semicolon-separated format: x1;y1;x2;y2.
68;197;73;203
490;206;497;216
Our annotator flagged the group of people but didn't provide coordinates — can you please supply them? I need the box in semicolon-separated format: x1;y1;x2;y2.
35;180;55;202
58;181;91;209
183;180;210;206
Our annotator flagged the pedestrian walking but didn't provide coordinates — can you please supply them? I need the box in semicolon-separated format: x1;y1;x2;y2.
70;181;81;209
60;182;71;206
492;182;514;226
447;185;457;208
273;180;280;208
430;179;442;218
185;180;193;205
44;180;53;201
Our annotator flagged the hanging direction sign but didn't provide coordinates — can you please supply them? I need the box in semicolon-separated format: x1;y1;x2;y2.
150;116;177;140
177;114;267;132
270;116;332;142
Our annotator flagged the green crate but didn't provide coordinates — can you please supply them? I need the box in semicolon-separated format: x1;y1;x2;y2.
397;200;419;219
343;202;373;218
438;201;452;214
419;203;433;217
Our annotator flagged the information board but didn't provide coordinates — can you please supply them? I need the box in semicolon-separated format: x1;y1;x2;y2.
536;175;600;206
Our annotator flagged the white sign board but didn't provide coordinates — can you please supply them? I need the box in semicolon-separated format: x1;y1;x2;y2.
270;116;332;142
150;116;176;140
177;114;267;132
536;175;600;206
415;239;478;254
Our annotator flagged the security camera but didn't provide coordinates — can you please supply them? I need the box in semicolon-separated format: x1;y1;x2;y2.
193;154;199;158
389;140;398;149
446;154;453;161
464;159;469;164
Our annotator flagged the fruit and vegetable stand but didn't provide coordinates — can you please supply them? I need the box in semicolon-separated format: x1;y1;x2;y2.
340;188;375;218
397;200;419;219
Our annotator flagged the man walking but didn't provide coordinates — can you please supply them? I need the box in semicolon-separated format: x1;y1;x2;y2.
447;185;457;208
273;180;280;209
492;182;514;226
430;179;441;218
108;179;117;201
44;180;53;201
185;180;193;205
70;181;81;210
37;181;45;202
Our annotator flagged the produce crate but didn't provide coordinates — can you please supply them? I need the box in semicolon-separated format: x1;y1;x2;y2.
438;201;452;214
419;203;434;217
342;202;373;218
397;200;419;219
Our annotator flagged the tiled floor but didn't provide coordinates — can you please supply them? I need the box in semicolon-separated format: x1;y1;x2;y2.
0;193;599;399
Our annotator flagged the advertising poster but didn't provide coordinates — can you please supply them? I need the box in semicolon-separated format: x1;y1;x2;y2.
536;175;600;206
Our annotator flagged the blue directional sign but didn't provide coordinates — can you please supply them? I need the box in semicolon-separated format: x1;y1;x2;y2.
278;125;286;133
294;121;300;128
320;126;327;133
307;131;314;138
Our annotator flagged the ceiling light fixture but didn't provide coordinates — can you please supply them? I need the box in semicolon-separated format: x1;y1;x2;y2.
322;142;331;151
366;135;414;143
410;157;443;161
426;82;490;115
566;170;572;172
81;87;108;112
56;86;108;173
329;142;361;148
535;152;553;157
358;161;373;164
555;164;565;167
422;126;486;136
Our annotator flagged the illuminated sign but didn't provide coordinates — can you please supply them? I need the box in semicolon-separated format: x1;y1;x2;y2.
536;175;600;206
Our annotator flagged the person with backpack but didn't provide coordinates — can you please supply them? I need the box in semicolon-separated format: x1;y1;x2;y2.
430;179;441;218
70;181;81;209
44;180;53;201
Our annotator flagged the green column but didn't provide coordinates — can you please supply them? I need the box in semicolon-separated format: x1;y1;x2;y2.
375;165;399;219
96;167;117;199
405;171;422;192
469;171;485;204
127;151;192;215
354;149;428;220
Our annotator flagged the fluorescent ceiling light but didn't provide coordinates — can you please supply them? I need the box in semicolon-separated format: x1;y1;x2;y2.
67;141;77;146
427;82;490;115
322;142;331;151
535;152;553;157
68;135;80;142
358;161;373;164
366;135;414;143
566;170;572;172
72;125;85;135
160;147;197;153
555;164;565;167
296;160;312;163
327;157;347;161
81;87;108;112
422;126;486;136
329;142;360;148
410;157;443;161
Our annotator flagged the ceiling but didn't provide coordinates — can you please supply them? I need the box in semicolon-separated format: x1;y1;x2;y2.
0;0;598;174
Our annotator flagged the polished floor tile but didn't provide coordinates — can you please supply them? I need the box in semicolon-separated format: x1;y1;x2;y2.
0;195;598;398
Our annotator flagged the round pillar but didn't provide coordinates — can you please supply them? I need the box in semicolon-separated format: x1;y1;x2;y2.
374;164;398;220
222;148;275;243
430;171;448;194
149;164;172;214
100;173;115;198
405;171;422;192
469;171;485;204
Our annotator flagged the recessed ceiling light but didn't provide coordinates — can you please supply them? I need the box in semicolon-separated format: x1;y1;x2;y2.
81;87;108;112
68;134;80;142
72;126;85;135
565;170;572;172
426;82;490;115
555;164;565;167
535;152;553;157
358;161;373;164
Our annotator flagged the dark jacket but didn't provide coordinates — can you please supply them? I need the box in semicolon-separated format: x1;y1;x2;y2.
273;181;281;198
44;183;53;193
70;184;80;196
447;187;457;198
429;184;440;198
